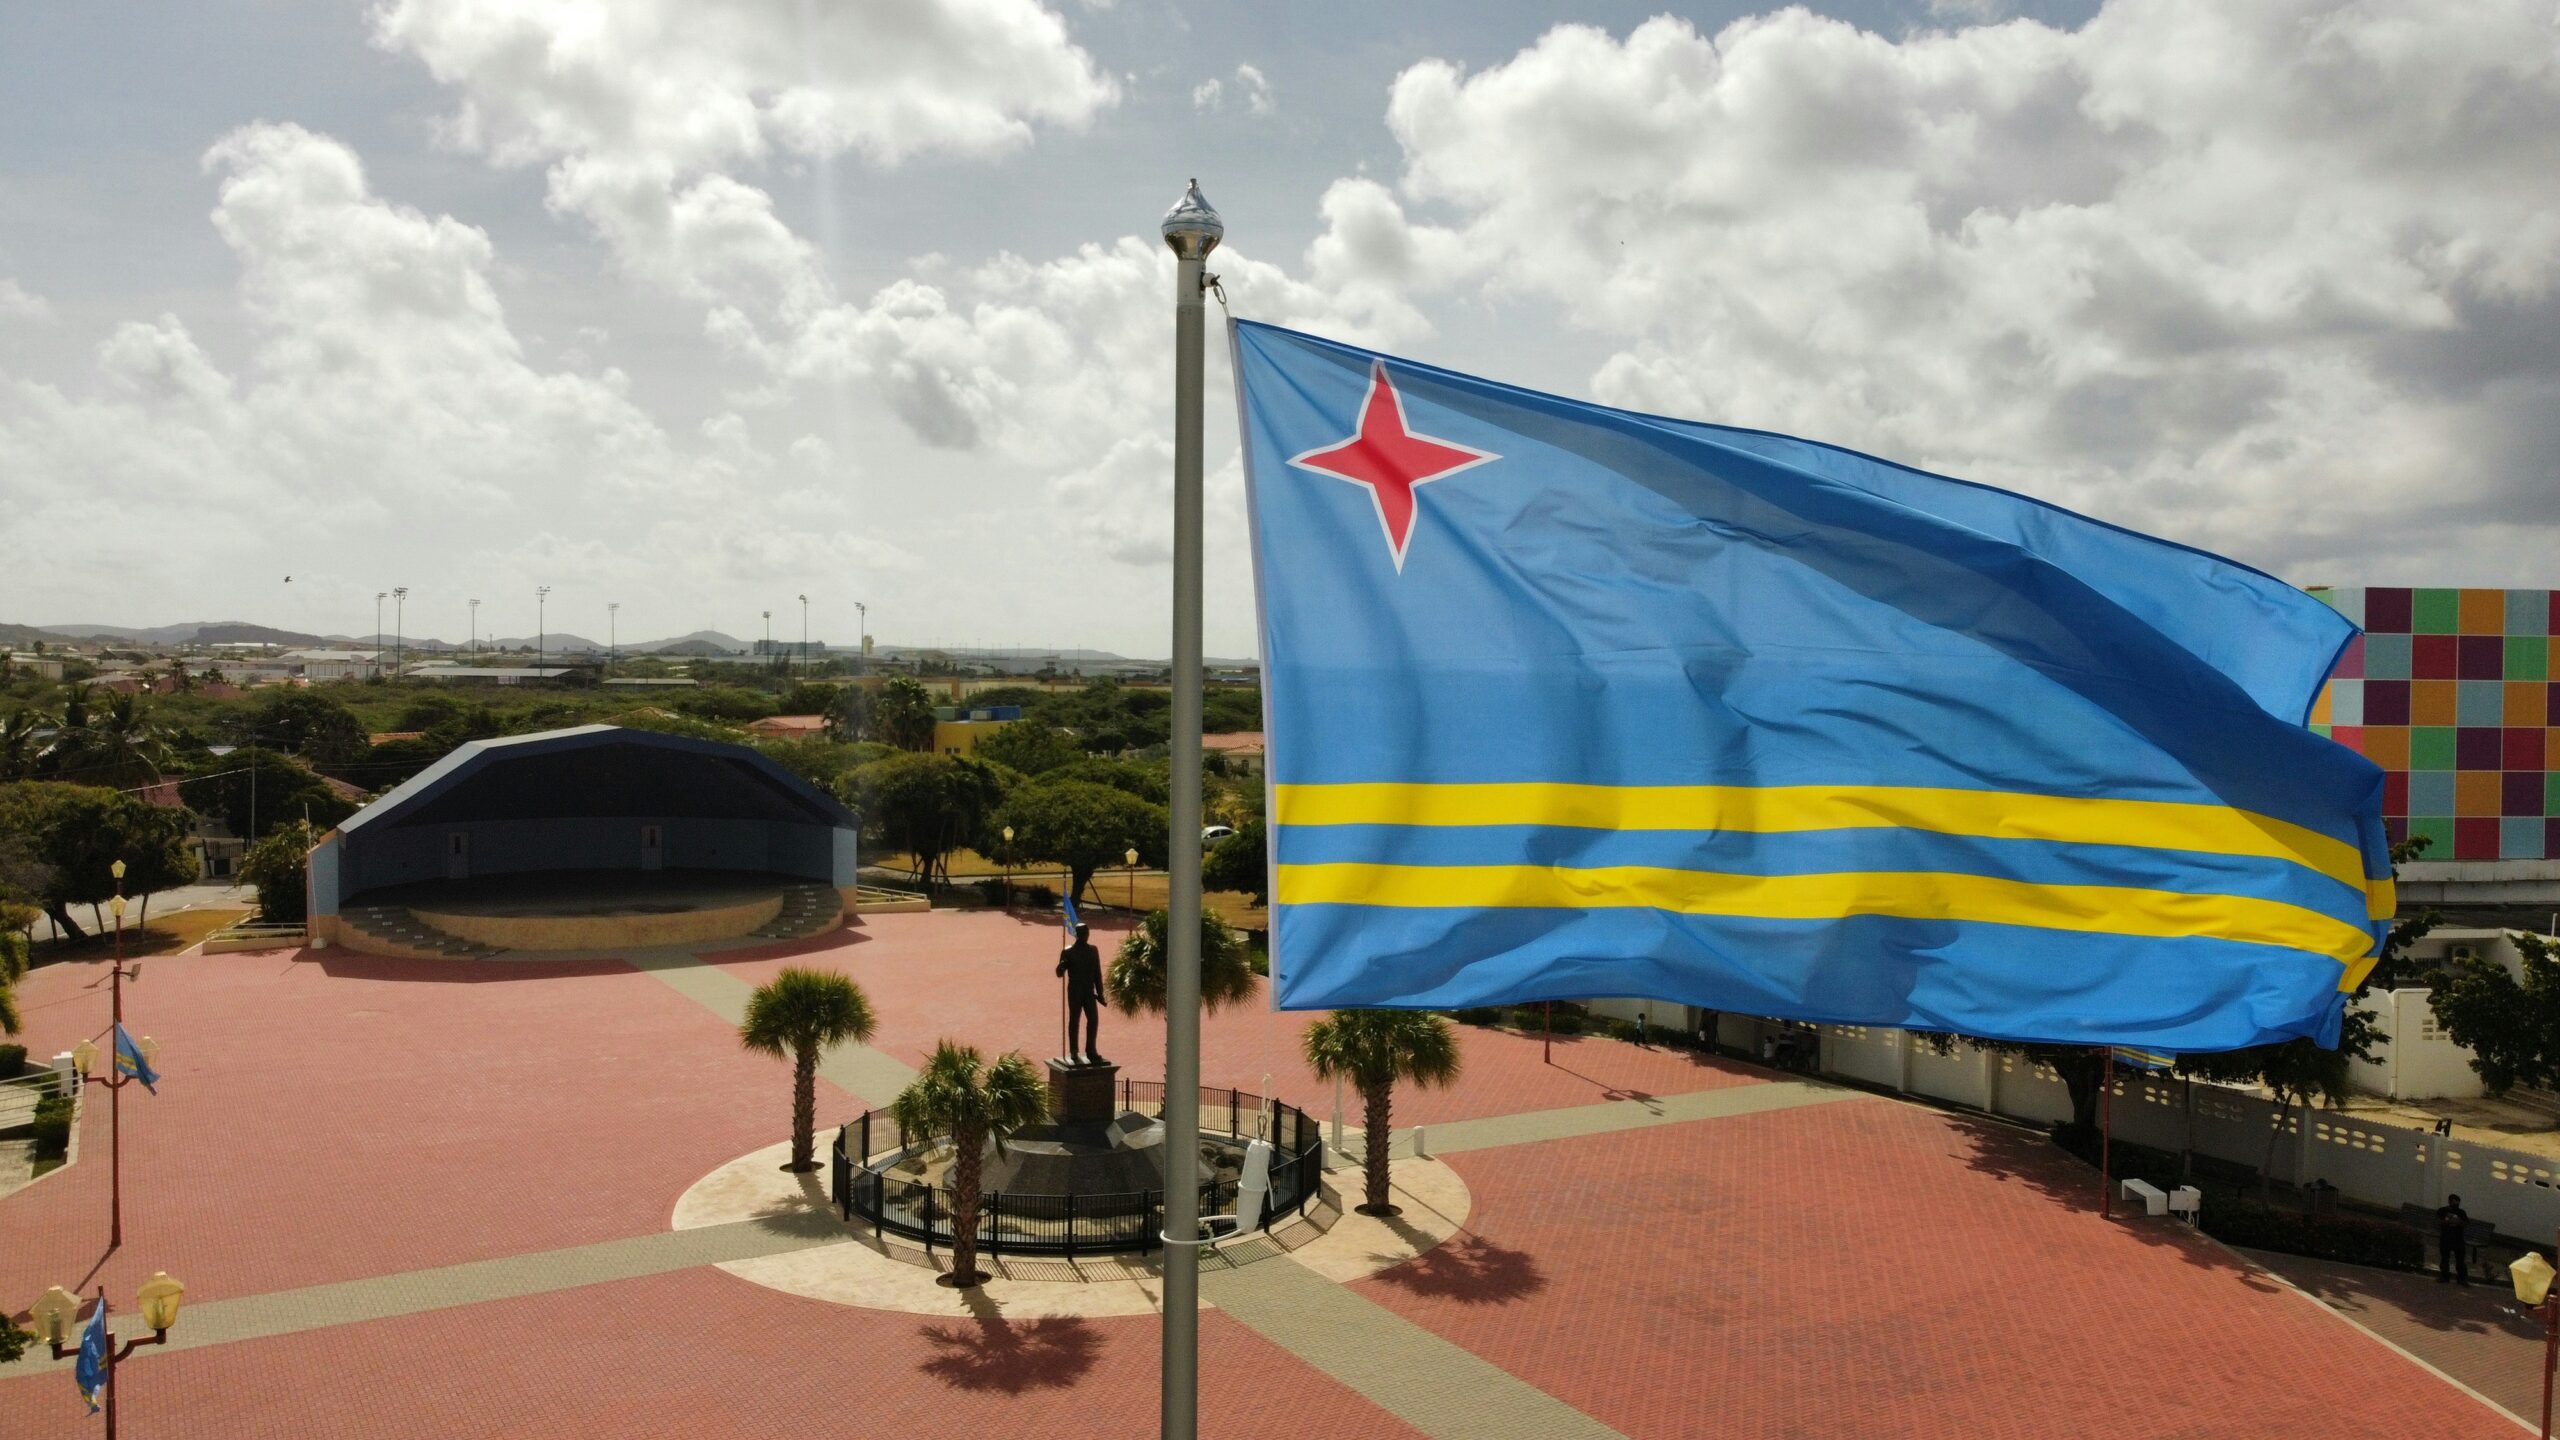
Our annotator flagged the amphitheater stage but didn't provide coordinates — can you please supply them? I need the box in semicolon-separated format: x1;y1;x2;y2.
330;870;844;957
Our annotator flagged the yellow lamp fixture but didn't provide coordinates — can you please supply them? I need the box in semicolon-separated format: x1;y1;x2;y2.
135;1273;184;1334
1126;847;1140;868
70;1038;99;1077
110;894;126;918
110;859;126;881
29;1286;82;1348
2514;1250;2556;1307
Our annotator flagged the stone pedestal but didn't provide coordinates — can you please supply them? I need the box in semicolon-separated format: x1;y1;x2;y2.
1048;1058;1121;1124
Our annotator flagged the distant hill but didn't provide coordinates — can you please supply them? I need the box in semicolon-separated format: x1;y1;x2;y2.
40;620;326;647
630;629;748;655
484;633;603;654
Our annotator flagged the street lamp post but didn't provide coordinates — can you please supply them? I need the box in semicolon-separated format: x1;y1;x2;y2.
1001;826;1015;909
392;586;407;675
2515;1243;2558;1439
31;1273;186;1439
1127;846;1140;910
536;586;551;668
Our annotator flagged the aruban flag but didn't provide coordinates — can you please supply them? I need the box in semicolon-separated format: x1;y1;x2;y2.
1234;320;2390;1052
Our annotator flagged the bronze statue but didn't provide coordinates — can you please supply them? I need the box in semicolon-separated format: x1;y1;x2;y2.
1057;922;1104;1065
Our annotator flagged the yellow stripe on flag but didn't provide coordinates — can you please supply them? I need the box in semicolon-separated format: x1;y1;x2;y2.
1273;782;2374;900
1272;862;2377;967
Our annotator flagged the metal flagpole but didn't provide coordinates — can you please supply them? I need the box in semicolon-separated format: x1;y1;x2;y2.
1159;177;1220;1440
2100;1045;2114;1218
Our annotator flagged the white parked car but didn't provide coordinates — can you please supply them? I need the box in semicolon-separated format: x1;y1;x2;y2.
1201;824;1236;848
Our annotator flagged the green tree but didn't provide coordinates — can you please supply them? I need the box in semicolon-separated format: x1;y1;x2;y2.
990;779;1167;903
73;692;175;788
0;930;27;1034
1202;821;1268;905
822;684;873;743
251;689;369;769
0;782;195;939
779;681;840;715
873;676;938;751
0;710;42;781
2426;932;2560;1098
971;719;1081;777
1302;1010;1463;1215
847;753;1010;889
240;819;319;924
179;748;355;841
1044;756;1169;803
738;968;878;1173
889;1041;1049;1288
1105;907;1259;1017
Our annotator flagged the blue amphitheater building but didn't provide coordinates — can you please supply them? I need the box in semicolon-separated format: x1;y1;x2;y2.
307;725;861;956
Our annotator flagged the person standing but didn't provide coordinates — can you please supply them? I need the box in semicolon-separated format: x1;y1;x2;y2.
2436;1194;2471;1284
1057;922;1104;1065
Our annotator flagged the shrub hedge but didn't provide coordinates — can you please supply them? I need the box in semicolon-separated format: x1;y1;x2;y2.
0;1043;25;1077
29;1093;72;1159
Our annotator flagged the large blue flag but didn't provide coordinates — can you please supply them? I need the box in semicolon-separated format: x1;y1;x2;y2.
73;1296;107;1413
1234;320;2391;1051
113;1024;157;1094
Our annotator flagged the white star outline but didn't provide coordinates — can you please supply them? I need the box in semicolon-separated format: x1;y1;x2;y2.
1284;359;1501;572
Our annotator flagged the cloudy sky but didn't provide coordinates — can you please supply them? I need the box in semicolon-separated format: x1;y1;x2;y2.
1;0;2553;656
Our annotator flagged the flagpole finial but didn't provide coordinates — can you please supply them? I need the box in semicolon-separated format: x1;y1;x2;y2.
1162;179;1222;259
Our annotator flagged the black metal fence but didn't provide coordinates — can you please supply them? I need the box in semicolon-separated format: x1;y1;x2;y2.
829;1082;1327;1257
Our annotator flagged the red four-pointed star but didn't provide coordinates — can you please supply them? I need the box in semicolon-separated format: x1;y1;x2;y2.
1288;360;1497;569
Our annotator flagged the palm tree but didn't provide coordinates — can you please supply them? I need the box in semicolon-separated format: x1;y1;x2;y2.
738;968;877;1172
1106;907;1258;1016
82;692;174;789
1303;1010;1463;1216
0;711;41;782
890;1041;1049;1288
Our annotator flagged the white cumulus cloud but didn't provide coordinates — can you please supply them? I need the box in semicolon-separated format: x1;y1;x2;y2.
1306;0;2560;585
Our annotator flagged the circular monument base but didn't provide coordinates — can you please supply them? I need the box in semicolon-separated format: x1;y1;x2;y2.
672;1134;1471;1319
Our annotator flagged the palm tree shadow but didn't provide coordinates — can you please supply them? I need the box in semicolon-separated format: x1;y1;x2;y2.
1370;1231;1546;1305
917;1292;1103;1394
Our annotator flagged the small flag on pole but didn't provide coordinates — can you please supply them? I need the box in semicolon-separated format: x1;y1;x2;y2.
113;1024;157;1094
74;1297;108;1414
1061;892;1082;938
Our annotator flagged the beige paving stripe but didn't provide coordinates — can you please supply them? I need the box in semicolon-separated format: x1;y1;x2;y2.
625;946;917;1108
1205;1255;1628;1440
0;1215;842;1377
1418;1077;1867;1155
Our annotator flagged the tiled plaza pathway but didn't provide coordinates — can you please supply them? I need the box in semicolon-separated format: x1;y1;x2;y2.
0;912;2540;1437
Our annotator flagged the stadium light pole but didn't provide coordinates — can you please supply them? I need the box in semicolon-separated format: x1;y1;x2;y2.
537;586;551;668
1158;176;1220;1440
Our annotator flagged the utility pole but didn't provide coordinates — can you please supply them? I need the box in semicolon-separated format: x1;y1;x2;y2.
1157;177;1220;1440
537;586;551;668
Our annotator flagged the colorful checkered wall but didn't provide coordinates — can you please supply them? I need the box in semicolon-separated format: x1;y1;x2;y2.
2310;587;2556;862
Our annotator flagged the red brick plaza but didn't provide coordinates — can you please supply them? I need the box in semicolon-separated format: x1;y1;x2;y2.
0;910;2535;1438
